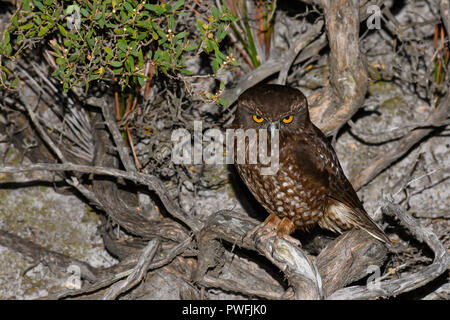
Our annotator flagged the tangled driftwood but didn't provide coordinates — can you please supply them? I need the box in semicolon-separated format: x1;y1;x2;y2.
0;0;448;300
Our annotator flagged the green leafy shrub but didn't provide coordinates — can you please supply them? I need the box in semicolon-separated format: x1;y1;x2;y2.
0;0;235;94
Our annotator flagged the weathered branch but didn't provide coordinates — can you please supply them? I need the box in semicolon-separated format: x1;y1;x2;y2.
0;163;199;232
0;229;99;283
196;209;389;300
220;26;327;107
95;97;137;172
102;238;160;300
352;91;450;190
309;0;368;136
316;229;388;297
196;210;323;299
276;21;324;85
46;236;193;299
328;197;449;299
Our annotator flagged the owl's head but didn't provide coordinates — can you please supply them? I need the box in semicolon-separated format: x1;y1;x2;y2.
232;84;310;134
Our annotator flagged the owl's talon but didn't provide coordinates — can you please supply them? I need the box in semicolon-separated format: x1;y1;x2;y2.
245;215;297;245
276;217;295;238
244;213;281;244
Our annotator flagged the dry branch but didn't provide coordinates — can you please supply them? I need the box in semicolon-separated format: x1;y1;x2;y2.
352;91;450;190
0;229;99;283
316;229;388;297
98;98;137;172
102;238;160;300
276;21;324;85
220;25;327;107
308;0;368;136
0;162;198;232
47;236;193;299
195;210;389;299
328;197;449;300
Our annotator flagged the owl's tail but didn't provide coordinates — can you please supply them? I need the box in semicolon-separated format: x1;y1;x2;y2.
322;199;391;245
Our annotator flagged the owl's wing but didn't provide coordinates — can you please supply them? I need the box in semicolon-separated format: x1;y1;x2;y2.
292;126;390;243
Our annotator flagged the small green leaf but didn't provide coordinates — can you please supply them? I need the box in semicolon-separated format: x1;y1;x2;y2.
212;59;219;73
143;4;165;15
118;39;127;52
211;6;220;19
124;2;134;13
173;31;187;42
173;0;184;11
137;75;146;87
104;46;114;60
9;77;19;88
196;19;205;33
3;31;10;43
58;24;68;36
23;0;31;10
217;98;230;107
5;43;12;56
125;55;135;72
67;32;81;41
80;8;89;17
38;25;49;37
99;17;106;28
89;73;100;81
216;29;228;42
138;48;144;69
184;44;197;51
169;15;175;30
12;15;18;27
33;0;44;12
180;68;193;75
20;22;34;31
109;61;122;67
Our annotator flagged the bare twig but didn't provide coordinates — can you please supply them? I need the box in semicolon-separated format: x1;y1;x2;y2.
220;29;327;107
352;91;450;190
98;98;137;172
276;21;324;85
102;238;160;300
0;163;199;231
46;236;193;299
199;274;284;299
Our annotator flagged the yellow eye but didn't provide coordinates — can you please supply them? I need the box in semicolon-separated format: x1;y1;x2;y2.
252;115;264;123
282;115;294;124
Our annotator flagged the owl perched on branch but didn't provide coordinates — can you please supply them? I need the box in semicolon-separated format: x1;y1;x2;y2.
231;84;390;244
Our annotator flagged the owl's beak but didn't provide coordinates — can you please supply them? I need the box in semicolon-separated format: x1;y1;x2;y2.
268;122;279;139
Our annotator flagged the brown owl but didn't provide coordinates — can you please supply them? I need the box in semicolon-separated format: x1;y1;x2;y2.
231;84;390;243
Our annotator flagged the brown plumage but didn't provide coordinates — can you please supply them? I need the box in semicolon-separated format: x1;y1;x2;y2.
231;83;390;243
